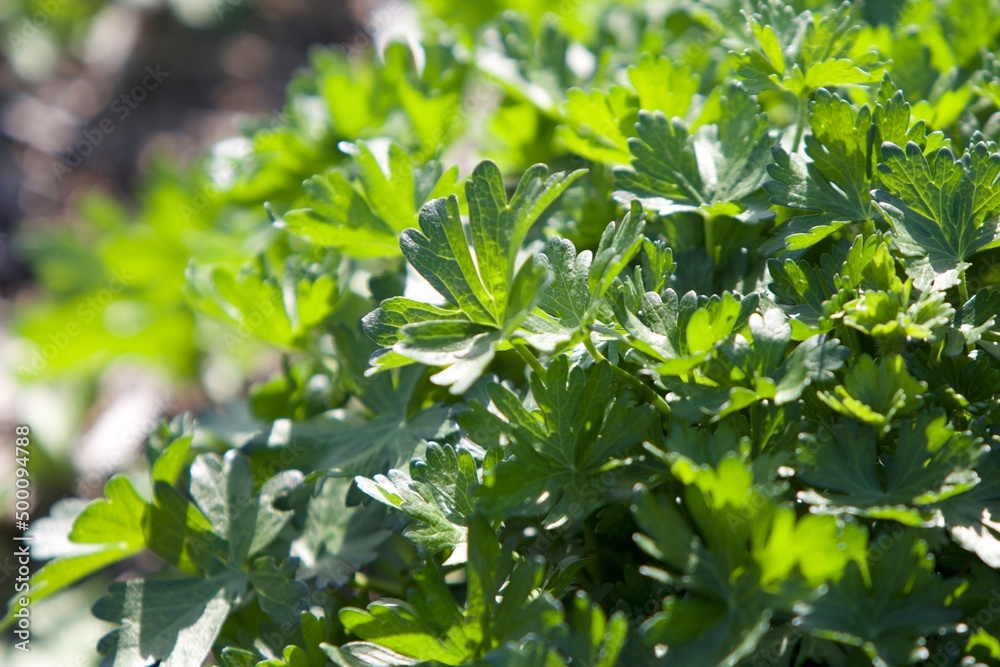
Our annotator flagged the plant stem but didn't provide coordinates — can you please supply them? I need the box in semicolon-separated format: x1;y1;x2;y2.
791;94;808;153
583;334;671;417
512;339;546;377
704;214;715;262
877;334;903;359
958;270;970;305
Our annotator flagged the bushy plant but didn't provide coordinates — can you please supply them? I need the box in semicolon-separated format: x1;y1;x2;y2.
8;0;1000;665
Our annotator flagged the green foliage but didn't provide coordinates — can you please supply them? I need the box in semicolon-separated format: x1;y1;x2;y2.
362;161;584;392
731;1;883;98
11;1;1000;666
614;83;774;221
874;140;1000;291
476;355;658;526
280;141;459;259
356;443;480;555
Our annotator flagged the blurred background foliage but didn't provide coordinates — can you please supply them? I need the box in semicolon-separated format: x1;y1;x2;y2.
3;0;1000;662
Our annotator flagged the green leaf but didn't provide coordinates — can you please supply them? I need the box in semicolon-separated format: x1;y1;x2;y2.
412;161;583;325
291;476;390;586
364;161;585;392
528;202;646;344
614;289;758;377
0;491;144;629
70;475;147;548
632;457;867;667
338;515;560;664
797;534;962;666
730;2;881;97
615;83;773;220
766;257;836;337
189;450;302;565
246;557;308;627
816;354;926;431
281;141;459;258
477;14;578;116
948;289;1000;353
556;86;636;165
356;443;479;555
870;76;948;160
873;141;1000;290
93;571;245;667
632;303;830;421
237;611;339;667
90;456;307;664
555;55;700;166
766;234;901;342
143;481;225;574
939;447;1000;568
764;89;879;253
479;356;657;527
2;427;199;629
797;414;983;524
842;284;955;342
753;508;869;590
185;257;343;350
151;432;193;486
628;54;699;120
771;331;849;404
260;364;457;478
907;351;1000;418
322;642;421;667
558;592;629;667
221;647;260;667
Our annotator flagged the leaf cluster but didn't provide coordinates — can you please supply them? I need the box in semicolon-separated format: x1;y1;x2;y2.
10;1;1000;666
